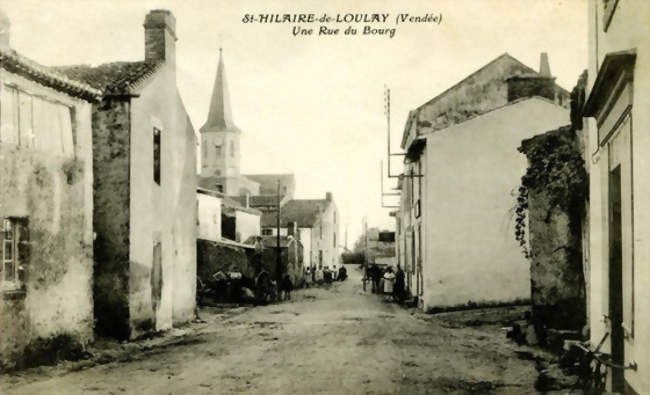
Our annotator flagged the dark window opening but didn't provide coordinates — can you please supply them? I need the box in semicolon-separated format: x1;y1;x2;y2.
153;127;161;185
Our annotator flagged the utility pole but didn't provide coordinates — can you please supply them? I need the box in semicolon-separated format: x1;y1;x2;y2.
385;85;405;179
276;180;281;283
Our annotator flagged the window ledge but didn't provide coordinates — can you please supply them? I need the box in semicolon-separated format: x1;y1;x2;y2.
1;288;26;300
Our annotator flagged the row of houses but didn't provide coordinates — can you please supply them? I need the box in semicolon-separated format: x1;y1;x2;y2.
0;8;341;371
391;1;649;393
0;9;196;369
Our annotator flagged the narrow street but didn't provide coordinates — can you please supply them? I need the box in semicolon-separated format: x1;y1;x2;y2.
2;266;567;395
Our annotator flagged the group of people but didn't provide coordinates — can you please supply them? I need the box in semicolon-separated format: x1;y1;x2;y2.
304;265;347;287
366;263;406;304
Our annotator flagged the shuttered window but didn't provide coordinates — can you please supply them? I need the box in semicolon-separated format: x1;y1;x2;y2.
0;84;74;156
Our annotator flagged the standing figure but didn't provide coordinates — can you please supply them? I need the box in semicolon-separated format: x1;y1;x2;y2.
394;265;406;304
280;273;293;301
370;263;381;293
383;266;395;295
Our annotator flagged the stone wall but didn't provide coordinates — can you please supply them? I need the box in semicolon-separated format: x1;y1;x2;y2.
197;240;254;282
519;126;587;338
91;98;131;339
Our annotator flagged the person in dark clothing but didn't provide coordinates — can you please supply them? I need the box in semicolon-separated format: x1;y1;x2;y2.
338;266;347;281
394;264;406;304
370;264;381;293
280;273;293;301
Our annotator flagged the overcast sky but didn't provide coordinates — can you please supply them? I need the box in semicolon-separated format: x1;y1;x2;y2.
3;0;588;246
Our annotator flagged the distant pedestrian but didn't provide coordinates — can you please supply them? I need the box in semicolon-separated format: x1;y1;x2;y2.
370;264;381;293
253;236;264;273
383;266;395;294
304;267;312;288
324;266;332;283
280;273;293;301
394;265;406;304
338;266;347;281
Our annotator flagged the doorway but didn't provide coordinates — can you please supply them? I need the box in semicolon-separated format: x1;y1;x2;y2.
608;166;624;393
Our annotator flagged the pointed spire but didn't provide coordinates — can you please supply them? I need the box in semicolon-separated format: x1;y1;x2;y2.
539;52;551;77
201;48;239;133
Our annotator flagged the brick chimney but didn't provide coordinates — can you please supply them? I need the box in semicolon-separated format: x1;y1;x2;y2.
0;9;10;50
326;192;332;201
287;221;297;237
506;52;556;103
143;10;176;67
539;52;551;77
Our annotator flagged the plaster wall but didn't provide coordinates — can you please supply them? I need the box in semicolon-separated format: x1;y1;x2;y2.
586;2;650;392
0;70;94;369
198;193;222;241
310;202;340;270
235;211;260;242
128;64;197;337
422;97;568;311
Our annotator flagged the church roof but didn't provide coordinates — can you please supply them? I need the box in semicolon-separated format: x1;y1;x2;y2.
200;49;239;133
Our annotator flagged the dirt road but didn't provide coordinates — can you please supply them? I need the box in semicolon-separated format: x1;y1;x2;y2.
2;265;568;394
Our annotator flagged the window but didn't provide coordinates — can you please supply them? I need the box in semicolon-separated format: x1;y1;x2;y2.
262;228;273;236
215;144;222;157
1;85;74;155
1;218;27;290
215;184;223;193
230;141;235;157
333;232;336;248
153;127;161;185
333;211;336;224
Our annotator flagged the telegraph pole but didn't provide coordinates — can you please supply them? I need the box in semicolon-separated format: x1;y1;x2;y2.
276;180;281;282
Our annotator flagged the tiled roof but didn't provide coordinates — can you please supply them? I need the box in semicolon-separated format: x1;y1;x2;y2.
250;195;279;207
243;235;299;248
197;175;225;190
0;48;101;101
54;61;162;95
243;174;295;191
260;199;329;228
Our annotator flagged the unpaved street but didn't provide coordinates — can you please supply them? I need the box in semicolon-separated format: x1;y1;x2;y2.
2;265;567;394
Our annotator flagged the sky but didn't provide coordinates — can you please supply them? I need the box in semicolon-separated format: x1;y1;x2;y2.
2;0;588;246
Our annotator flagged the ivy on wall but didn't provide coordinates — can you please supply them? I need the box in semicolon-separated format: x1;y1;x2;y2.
515;126;588;259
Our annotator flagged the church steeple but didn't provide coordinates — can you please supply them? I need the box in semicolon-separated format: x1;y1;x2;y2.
200;48;242;180
201;48;239;133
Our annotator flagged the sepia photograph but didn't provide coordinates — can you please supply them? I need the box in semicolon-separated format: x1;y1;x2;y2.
0;0;647;394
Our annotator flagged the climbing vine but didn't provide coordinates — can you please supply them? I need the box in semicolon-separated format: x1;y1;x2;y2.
515;126;588;259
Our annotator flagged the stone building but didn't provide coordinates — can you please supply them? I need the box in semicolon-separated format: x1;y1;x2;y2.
260;193;341;271
58;10;198;339
396;53;570;311
582;1;650;393
0;10;100;369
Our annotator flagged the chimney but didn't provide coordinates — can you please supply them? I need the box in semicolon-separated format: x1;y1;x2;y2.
0;9;10;50
287;221;297;237
325;192;332;201
143;10;176;67
539;52;551;77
